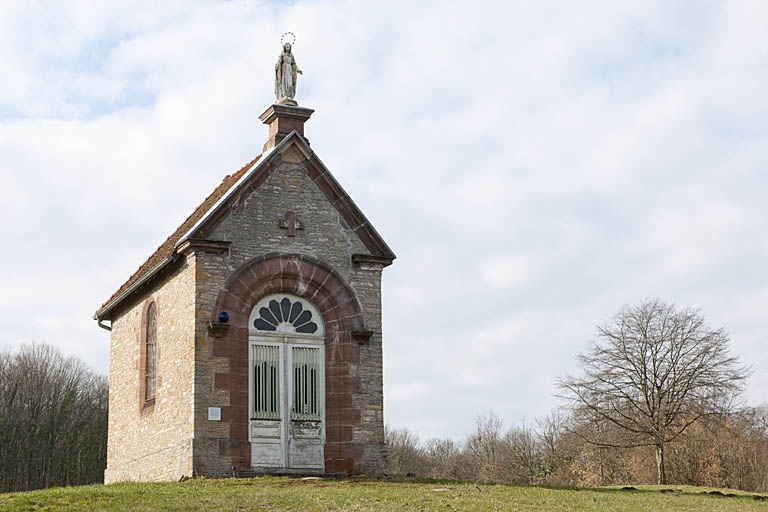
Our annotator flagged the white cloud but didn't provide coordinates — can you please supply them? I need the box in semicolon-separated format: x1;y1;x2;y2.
479;253;538;289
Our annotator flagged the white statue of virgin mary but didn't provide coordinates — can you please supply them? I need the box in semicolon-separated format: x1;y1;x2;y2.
275;42;302;105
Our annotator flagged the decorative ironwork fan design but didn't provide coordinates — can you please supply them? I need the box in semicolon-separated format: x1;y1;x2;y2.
253;297;319;334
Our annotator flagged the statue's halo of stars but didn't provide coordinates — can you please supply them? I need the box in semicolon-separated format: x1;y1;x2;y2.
280;32;296;46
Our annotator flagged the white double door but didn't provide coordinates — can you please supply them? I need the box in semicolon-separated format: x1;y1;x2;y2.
249;338;325;471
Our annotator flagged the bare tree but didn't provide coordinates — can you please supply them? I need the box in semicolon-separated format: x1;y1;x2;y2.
465;411;504;481
535;411;573;481
667;406;768;492
499;423;543;484
558;299;750;484
423;437;460;479
385;427;423;476
0;343;107;492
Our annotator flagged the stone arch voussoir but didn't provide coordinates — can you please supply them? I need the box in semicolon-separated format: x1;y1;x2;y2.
213;253;364;331
209;253;367;474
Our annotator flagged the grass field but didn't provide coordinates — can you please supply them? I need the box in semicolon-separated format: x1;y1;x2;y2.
1;476;767;511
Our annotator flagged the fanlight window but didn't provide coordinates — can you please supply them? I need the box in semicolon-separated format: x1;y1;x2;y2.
251;296;322;335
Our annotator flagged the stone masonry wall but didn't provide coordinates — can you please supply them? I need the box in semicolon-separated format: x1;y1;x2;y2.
104;258;197;483
192;141;386;475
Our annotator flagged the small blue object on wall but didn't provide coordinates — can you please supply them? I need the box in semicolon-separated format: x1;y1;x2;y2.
218;312;229;324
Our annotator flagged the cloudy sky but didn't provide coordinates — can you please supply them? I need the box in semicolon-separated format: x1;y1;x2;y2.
1;1;766;440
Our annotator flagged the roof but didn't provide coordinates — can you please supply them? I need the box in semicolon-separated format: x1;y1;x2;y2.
94;153;261;318
95;132;395;320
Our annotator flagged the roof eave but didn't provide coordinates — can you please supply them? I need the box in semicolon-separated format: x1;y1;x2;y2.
93;255;175;320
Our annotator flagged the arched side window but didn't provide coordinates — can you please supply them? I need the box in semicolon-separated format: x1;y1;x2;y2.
144;302;157;402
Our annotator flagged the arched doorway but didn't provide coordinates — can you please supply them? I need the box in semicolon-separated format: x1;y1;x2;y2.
248;294;325;471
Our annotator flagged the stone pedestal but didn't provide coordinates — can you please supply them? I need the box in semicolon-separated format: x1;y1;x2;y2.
259;104;314;150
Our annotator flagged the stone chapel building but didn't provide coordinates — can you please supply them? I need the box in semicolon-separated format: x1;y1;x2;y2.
94;85;395;481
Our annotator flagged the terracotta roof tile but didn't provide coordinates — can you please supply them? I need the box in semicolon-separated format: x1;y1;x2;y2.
96;153;261;317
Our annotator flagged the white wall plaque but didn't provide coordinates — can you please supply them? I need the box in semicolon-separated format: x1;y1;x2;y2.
208;407;221;421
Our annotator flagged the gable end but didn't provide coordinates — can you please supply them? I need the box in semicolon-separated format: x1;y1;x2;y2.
95;131;395;322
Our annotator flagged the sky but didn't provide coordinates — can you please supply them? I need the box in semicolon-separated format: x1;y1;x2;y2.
1;0;767;441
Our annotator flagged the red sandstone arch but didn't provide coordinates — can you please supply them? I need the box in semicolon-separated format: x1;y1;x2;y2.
210;253;367;474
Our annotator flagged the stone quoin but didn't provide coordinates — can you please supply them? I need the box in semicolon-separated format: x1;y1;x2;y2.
94;46;395;481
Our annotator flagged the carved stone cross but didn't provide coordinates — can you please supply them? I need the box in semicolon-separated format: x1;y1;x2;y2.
279;211;303;237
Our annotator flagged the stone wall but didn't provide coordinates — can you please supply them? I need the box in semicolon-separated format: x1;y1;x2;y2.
104;135;389;481
191;140;387;475
104;259;197;483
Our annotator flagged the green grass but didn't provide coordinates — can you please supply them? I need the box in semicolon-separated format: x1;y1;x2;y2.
1;477;766;511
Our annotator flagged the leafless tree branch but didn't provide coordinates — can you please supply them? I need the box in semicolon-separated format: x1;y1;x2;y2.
557;298;751;484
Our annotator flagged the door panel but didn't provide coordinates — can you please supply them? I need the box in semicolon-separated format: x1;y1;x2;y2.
289;422;323;467
288;346;323;468
250;420;283;467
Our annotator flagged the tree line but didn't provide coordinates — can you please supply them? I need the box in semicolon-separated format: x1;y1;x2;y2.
0;343;108;492
386;407;768;492
387;299;767;492
0;298;761;492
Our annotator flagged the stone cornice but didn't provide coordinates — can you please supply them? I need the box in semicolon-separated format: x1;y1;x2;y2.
351;254;394;268
177;239;232;256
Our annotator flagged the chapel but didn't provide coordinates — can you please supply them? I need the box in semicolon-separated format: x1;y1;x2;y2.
94;40;395;482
